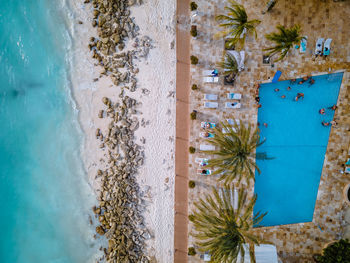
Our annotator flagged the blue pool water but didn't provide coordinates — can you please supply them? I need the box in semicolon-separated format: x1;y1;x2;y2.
0;1;97;262
254;72;343;226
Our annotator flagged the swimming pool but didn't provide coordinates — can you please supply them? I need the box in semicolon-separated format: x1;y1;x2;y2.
253;72;343;226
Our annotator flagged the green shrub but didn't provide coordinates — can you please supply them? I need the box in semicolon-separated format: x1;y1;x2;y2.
190;55;198;65
190;2;198;11
188;247;197;256
190;112;197;120
190;25;197;37
191;84;198;90
189;180;196;188
315;239;350;263
188;214;195;221
189;146;196;154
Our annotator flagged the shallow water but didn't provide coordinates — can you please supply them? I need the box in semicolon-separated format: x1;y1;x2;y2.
0;1;97;262
254;73;343;227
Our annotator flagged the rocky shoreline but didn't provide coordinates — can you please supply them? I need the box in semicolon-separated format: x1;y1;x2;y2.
82;0;152;262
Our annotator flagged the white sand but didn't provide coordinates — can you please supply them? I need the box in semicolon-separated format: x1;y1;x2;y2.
68;0;176;262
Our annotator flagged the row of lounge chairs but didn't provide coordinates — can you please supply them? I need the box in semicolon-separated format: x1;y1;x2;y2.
315;38;332;56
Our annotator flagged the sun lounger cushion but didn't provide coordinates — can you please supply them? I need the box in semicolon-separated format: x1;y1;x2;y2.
225;102;241;109
203;102;218;108
300;36;307;53
227;93;242;100
203;77;219;83
315;38;324;55
204;94;218;100
200;144;215;151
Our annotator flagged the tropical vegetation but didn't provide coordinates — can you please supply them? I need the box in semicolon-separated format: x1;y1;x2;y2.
264;24;305;61
189;185;266;263
315;239;350;263
215;0;261;50
205;120;266;185
217;52;239;84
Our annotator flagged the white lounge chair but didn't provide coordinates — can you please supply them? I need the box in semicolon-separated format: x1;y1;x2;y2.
300;36;307;53
201;122;216;129
203;94;218;100
226;119;239;125
203;102;218;108
200;144;215;151
227;93;242;100
203;69;218;76
315;38;324;56
200;132;215;138
197;169;212;175
203;76;219;83
239;51;245;71
323;38;332;56
225;102;241;109
195;158;209;166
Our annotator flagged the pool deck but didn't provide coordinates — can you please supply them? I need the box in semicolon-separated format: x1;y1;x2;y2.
176;0;350;262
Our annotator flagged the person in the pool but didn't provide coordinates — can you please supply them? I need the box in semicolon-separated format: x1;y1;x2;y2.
319;108;326;115
295;92;304;101
281;95;286;99
329;105;337;111
322;121;330;126
309;78;315;85
290;78;296;84
263;123;268;127
274;88;280;92
287;86;291;90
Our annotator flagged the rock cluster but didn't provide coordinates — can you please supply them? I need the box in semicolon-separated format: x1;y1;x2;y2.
83;0;152;262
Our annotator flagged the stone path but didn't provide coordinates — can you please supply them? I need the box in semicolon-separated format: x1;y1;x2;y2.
184;0;350;262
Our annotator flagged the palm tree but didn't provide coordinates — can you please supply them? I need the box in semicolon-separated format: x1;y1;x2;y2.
264;24;305;61
189;185;266;263
206;120;266;185
216;0;261;50
217;52;238;84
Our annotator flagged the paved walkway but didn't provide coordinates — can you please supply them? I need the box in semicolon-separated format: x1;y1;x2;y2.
184;0;350;262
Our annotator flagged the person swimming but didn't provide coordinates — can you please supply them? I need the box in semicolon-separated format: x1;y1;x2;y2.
287;86;291;90
319;108;325;115
329;105;337;111
274;88;280;92
290;79;296;84
281;95;286;99
309;78;315;85
295;92;304;101
263;123;268;127
322;121;330;126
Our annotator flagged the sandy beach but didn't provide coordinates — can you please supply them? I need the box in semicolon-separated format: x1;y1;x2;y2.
69;0;176;261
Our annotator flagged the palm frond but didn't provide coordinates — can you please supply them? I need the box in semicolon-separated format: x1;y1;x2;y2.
206;120;265;185
216;1;261;50
264;24;305;61
189;185;266;263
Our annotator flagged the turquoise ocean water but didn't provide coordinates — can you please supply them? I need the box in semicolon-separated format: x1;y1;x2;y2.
0;1;97;262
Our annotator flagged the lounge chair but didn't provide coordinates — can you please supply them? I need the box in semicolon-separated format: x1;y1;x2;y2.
195;158;209;166
315;38;324;56
226;119;239;125
346;158;350;166
200;144;215;151
200;132;214;138
272;70;282;83
227;93;242;100
239;51;245;71
197;169;212;175
225;102;241;109
203;94;218;100
300;36;307;53
323;38;332;56
203;102;218;108
203;76;219;83
201;122;216;129
203;69;218;76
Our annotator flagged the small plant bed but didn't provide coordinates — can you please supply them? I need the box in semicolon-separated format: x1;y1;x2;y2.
190;2;198;11
191;84;198;90
190;111;197;120
190;55;199;65
189;146;196;154
189;180;196;188
188;247;197;256
190;25;197;37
